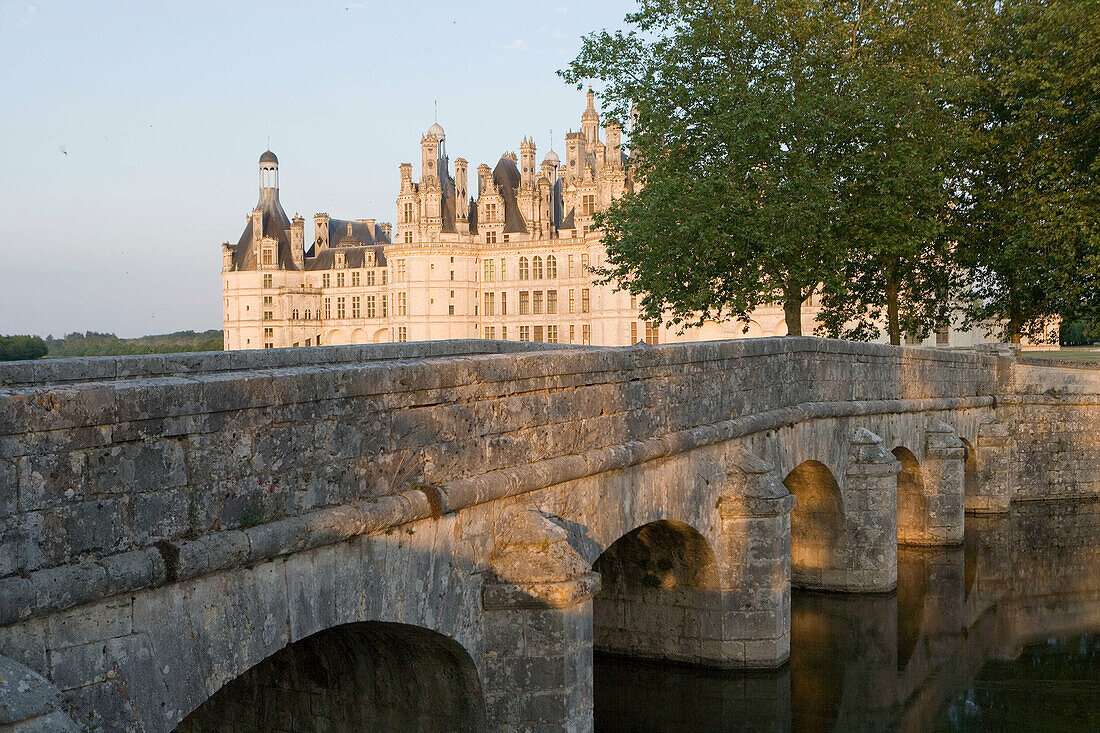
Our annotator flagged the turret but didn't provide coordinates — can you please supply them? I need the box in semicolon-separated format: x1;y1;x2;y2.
477;163;493;197
259;149;279;195
291;214;305;269
581;88;600;147
399;163;414;193
313;212;330;252
605;121;622;168
421;130;441;184
565;132;586;179
520;136;537;187
222;242;234;272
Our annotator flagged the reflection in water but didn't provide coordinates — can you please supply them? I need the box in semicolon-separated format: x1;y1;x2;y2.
594;500;1100;732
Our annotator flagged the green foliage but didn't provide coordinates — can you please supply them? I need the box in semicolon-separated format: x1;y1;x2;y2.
44;330;223;357
952;0;1100;343
561;0;968;338
0;335;48;361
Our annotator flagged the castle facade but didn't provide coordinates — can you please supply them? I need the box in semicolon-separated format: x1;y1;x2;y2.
222;92;990;350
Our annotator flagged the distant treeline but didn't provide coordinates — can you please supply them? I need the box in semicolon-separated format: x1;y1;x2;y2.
0;335;49;361
43;330;223;357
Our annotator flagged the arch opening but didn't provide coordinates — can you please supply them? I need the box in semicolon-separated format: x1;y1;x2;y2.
173;621;484;733
894;447;926;544
783;460;844;587
592;520;720;664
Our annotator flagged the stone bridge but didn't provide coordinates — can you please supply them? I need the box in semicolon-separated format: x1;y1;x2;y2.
0;338;1097;731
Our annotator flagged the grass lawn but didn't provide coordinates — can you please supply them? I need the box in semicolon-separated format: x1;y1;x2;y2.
1023;347;1100;363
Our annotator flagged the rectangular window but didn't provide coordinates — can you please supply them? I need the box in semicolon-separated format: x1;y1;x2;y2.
486;230;497;244
352;271;360;287
484;260;494;282
936;324;950;345
322;273;331;288
547;325;558;343
501;259;506;280
367;270;375;286
646;321;659;345
397;260;406;281
324;297;331;319
449;305;455;315
484;326;495;339
403;202;415;223
263;311;273;320
264;342;273;349
336;272;345;287
450;270;455;281
351;296;360;318
306;338;312;346
263;296;272;305
547;290;557;314
581;254;590;275
533;291;543;315
398;327;407;342
484;292;495;316
519;291;530;315
582;194;595;216
404;231;413;243
568;255;575;278
582;324;591;345
486;202;497;220
367;295;376;318
502;326;507;340
381;294;388;317
262;250;273;265
397;292;407;316
569;324;575;343
263;274;273;288
630;294;637;309
569;289;575;314
519;326;530;341
581;289;590;313
337;297;346;319
382;270;388;285
264;328;273;338
631;322;638;343
533;325;543;342
501;292;507;315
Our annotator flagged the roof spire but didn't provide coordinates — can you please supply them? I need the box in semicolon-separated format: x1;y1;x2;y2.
434;99;438;123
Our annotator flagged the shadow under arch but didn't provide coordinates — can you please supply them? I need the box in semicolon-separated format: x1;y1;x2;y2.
893;447;925;545
173;621;485;733
960;438;978;507
783;460;843;588
593;520;720;665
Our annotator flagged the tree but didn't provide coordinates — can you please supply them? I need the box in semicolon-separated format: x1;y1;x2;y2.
815;0;968;344
0;335;48;361
561;0;965;338
956;0;1100;343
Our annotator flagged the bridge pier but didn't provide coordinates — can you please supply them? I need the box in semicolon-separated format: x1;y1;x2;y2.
482;507;600;733
968;418;1012;513
838;428;901;592
904;421;966;546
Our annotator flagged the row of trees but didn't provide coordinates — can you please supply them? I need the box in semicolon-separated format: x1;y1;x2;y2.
44;330;223;357
561;0;1099;344
0;336;48;361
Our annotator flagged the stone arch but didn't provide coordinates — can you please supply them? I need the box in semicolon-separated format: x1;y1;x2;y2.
772;319;789;337
783;460;844;588
174;621;485;733
742;319;763;339
327;329;343;345
893;447;926;545
373;328;391;343
593;520;722;665
351;328;368;344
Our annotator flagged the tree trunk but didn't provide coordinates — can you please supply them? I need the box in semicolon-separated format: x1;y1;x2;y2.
1008;287;1022;344
783;288;803;337
886;279;901;346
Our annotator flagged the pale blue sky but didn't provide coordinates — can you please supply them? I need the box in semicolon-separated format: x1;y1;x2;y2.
0;0;635;337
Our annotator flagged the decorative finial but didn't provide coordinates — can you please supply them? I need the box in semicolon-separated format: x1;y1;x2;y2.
434;100;438;123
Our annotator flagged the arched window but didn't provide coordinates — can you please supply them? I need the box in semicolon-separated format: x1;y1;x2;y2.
546;255;557;279
519;257;530;280
532;256;543;280
304;309;311;320
292;309;299;320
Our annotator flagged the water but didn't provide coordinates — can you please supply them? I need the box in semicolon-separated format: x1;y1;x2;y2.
594;500;1100;732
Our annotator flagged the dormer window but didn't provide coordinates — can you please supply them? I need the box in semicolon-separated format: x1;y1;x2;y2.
262;248;274;266
335;252;345;269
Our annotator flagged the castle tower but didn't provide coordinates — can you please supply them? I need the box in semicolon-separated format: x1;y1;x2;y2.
520;136;537;187
291;214;305;269
581;88;600;147
421;129;441;185
313;212;331;252
605;122;622;168
565;131;587;180
259;149;279;196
